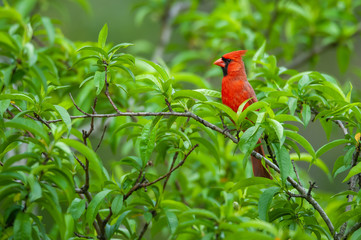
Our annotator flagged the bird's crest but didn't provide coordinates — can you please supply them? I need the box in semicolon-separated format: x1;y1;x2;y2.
222;50;247;61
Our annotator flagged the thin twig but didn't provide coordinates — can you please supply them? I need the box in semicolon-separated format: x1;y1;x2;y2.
95;125;107;152
69;93;90;116
165;98;173;112
10;103;37;121
33;112;51;129
264;134;277;164
291;160;302;186
73;154;86;170
163;152;179;190
104;63;122;114
74;232;93;239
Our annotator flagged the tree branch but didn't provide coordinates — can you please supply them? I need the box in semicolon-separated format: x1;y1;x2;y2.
286;24;361;69
152;2;189;61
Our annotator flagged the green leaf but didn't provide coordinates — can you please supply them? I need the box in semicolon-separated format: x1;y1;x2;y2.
273;144;291;183
68;198;86;220
111;65;134;81
236;98;253;118
113;122;143;135
161;200;189;212
14;212;32;240
42;17;55;45
5;118;49;144
136;74;163;92
60;139;105;181
173;90;208;101
165;210;178;234
309;82;346;102
0;99;10;115
73;55;100;66
302;104;311;127
239;220;278;236
284;130;316;159
316;139;351;158
139;122;156;165
229;177;274;192
140;59;169;81
181;208;219;221
108;43;134;54
28;174;42;202
334;208;361;229
237;101;272;126
94;71;105;95
288;97;297;115
77;46;108;57
0;93;35;104
343;162;361;183
107;210;131;238
267;119;284;145
194;89;221;98
202;101;237;122
85;189;113;225
252;41;266;65
98;23;108;48
111;195;123;216
54;105;72;136
258;187;280;221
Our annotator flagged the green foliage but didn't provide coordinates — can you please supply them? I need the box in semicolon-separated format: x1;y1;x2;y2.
1;0;361;240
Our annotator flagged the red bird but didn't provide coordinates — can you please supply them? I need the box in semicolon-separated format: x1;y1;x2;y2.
214;50;272;179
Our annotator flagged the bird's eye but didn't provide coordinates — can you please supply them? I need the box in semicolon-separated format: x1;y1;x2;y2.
222;57;231;64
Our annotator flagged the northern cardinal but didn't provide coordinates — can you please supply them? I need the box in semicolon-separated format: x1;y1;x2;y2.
214;50;272;179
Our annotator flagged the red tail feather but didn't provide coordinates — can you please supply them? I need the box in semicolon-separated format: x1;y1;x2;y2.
251;139;272;179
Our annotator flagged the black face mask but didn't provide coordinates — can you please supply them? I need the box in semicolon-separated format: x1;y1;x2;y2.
221;57;231;76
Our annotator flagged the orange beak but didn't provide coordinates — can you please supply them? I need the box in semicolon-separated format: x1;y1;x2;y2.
213;58;225;68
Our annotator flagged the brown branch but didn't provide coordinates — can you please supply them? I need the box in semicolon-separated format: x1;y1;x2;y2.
74;232;93;239
291;159;302;186
69;93;90;116
264;134;277;165
33;112;51;129
124;145;198;201
163;152;179;190
165;98;173;112
46;111;238;142
95;125;107;152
